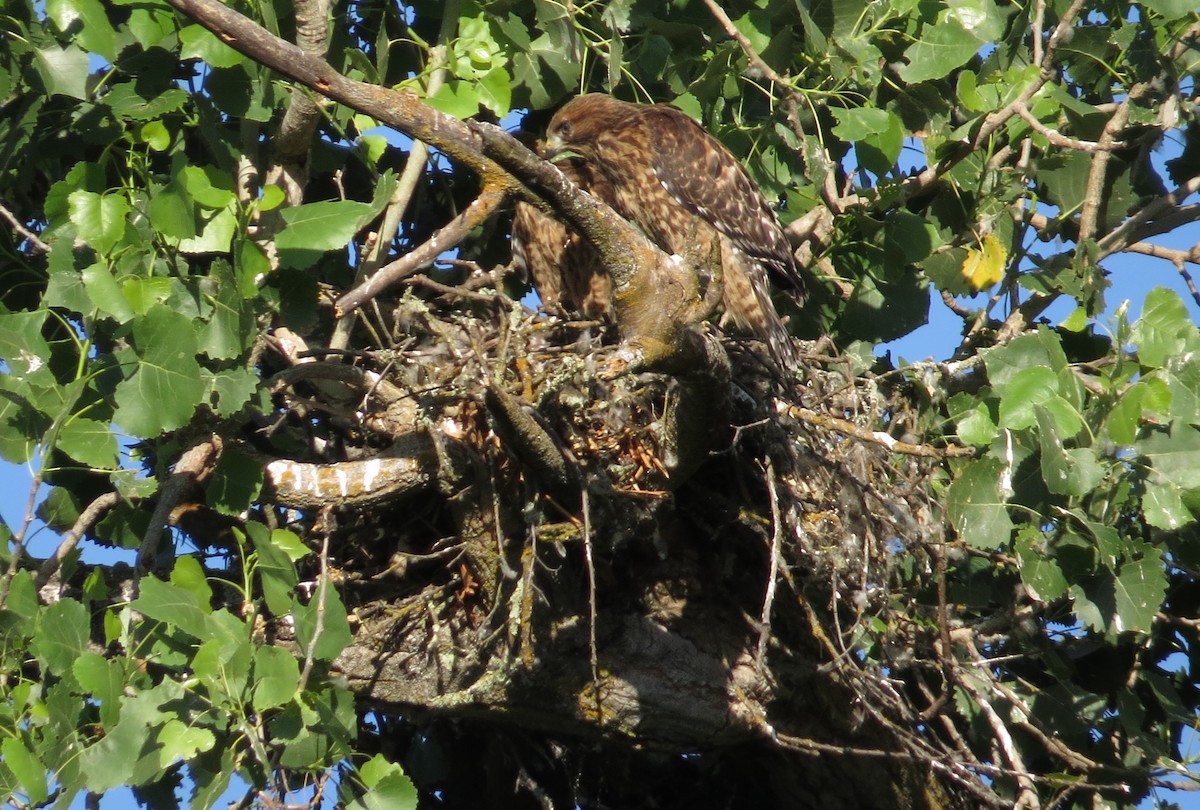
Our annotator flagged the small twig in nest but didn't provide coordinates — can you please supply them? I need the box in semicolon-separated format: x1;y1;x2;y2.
779;404;975;458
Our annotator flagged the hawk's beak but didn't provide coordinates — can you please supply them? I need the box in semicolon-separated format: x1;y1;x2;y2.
542;133;565;161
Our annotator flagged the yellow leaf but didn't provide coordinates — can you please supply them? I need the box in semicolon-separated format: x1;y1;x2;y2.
960;233;1006;291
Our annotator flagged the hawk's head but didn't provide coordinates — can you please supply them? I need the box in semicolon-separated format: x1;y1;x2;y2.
543;94;635;162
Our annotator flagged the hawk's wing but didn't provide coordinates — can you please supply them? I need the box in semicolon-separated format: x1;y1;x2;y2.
511;158;614;321
641;106;805;299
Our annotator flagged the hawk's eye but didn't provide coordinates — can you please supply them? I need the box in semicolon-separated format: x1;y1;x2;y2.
556;121;573;139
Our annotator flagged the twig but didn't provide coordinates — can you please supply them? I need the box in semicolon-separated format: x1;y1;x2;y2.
582;488;601;720
1098;174;1200;258
36;491;122;587
297;516;331;692
756;458;783;670
778;404;975;458
404;273;509;305
137;435;224;574
1013;101;1126;154
335;184;508;316
0;472;44;606
702;0;786;85
0;198;49;254
1078;103;1129;244
329;0;458;351
950;658;1041;809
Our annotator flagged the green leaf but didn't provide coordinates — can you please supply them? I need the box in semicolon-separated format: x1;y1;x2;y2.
131;576;210;640
1140;426;1200;491
1015;528;1069;602
946;456;1014;549
1113;543;1166;634
69;190;129;253
206;367;259;416
82;262;136;322
113;305;206;436
1036;407;1102;497
156;719;216;768
32;599;90;674
46;0;117;60
171;555;214;607
234;237;270;297
898;19;981;84
206;448;264;515
252;646;300;711
1139;0;1198;20
148;179;196;239
427;81;482;119
0;310;52;379
955;402;998;446
478;66;512;117
275;200;373;268
2;737;48;805
179;23;244;68
201;260;255;360
34;44;91;99
1143;478;1193;530
293;586;352;662
73;652;127;726
57;417;117;468
351;755;419;810
1131;287;1193;369
248;523;299;616
176;204;237;254
997;366;1058;430
271;529;310;562
139;120;170;151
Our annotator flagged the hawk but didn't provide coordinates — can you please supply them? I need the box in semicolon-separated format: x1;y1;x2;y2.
511;156;615;322
515;93;803;366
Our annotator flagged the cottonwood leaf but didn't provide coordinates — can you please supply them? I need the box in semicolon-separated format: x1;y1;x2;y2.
113;305;205;436
252;646;300;711
1113;544;1166;634
898;19;980;83
946;456;1014;548
31;598;89;675
132;576;210;640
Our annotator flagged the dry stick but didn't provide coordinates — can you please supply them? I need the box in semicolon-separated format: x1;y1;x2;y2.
703;0;785;85
779;404;975;458
335;185;507;316
329;0;458;350
756;458;783;670
298;522;332;693
0;198;50;254
582;489;601;721
1078;103;1130;245
136;436;223;574
1098;173;1200;259
36;491;122;587
0;472;45;606
1013;101;1126;154
951;662;1042;810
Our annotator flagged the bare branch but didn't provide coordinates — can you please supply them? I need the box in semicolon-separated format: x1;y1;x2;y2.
0;198;49;254
36;491;122;587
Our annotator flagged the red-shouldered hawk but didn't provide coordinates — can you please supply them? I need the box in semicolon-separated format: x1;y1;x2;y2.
511;156;615;322
532;93;804;367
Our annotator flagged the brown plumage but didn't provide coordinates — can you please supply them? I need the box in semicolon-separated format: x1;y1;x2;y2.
525;93;803;366
511;157;614;321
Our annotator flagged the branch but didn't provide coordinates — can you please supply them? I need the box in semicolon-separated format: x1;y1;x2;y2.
778;404;975;458
137;436;224;573
0;198;49;254
335;184;508;316
37;491;122;588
